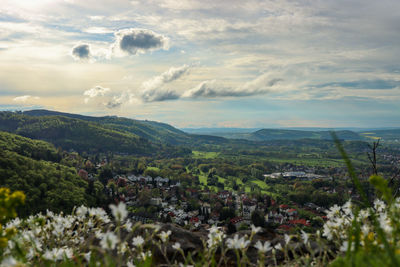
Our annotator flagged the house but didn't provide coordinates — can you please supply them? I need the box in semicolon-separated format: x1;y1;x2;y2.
201;203;211;214
150;197;162;206
189;217;200;227
263;173;282;179
286;208;297;216
278;225;293;231
230;216;244;228
288;219;310;227
218;191;231;200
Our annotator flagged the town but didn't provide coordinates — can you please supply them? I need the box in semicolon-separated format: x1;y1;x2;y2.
79;166;332;234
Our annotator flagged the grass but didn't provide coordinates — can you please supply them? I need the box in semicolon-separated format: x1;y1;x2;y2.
250;179;269;190
199;174;207;185
192;151;220;159
360;132;381;140
146;166;160;171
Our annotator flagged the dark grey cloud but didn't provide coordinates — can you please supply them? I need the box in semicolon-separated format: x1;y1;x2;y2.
71;44;91;60
316;79;400;90
114;28;169;55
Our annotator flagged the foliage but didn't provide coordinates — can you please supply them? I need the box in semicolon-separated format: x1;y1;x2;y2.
0;188;25;258
0;132;103;216
0;112;190;157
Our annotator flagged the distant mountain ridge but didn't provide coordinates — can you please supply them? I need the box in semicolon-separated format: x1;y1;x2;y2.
0;110;228;155
183;127;400;142
23;109;190;145
1;110;398;154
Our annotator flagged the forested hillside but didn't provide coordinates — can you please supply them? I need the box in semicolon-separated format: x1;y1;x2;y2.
0;111;173;155
24;109;192;145
0;131;101;215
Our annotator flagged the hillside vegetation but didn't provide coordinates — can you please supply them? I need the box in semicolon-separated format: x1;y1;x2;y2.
0;111;181;155
0;131;99;215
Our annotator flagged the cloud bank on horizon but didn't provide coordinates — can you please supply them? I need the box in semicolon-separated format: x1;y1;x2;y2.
0;0;400;127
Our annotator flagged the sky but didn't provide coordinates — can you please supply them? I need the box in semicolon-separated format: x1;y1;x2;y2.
1;0;400;128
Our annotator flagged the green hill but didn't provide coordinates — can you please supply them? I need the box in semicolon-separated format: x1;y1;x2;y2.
360;129;400;142
0;111;160;155
0;131;99;215
21;109;229;146
251;129;362;141
24;109;192;145
197;128;364;141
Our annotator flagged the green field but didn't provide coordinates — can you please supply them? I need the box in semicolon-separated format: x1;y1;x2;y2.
146;166;160;171
192;151;220;159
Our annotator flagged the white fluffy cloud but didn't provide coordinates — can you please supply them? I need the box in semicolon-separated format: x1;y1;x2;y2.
182;74;282;99
83;86;110;103
13;95;40;102
140;64;190;102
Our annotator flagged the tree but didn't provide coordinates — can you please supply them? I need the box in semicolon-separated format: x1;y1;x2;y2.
251;210;265;227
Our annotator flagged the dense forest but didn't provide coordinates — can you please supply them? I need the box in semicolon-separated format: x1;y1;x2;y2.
0;111;192;156
0;131;104;215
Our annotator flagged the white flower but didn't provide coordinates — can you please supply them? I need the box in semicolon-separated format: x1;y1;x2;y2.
301;230;309;244
100;232;119;250
76;205;88;217
43;248;72;261
374;199;386;212
0;256;17;267
172;242;181;250
63;248;74;259
254;240;272;253
159;230;172;242
359;209;369;220
109;202;128;222
251;225;262;234
124;220;133;232
84;251;91;262
343;201;353;216
120;241;129;253
127;261;136;267
52;224;64;237
340;240;354;252
274;243;283;251
43;250;54;261
207;226;225;248
89;207;110;223
140;251;152;260
95;230;103;239
132;236;145;247
226;234;250;250
322;224;333;240
361;224;370;236
284;234;291;245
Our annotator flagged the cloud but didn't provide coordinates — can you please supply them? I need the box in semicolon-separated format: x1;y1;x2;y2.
83;86;131;109
71;43;91;60
84;85;110;97
106;95;123;109
83;27;113;34
142;64;190;91
316;79;400;90
83;86;110;103
182;80;229;98
140;64;190;102
113;28;169;55
141;89;180;102
183;74;282;98
13;95;40;102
